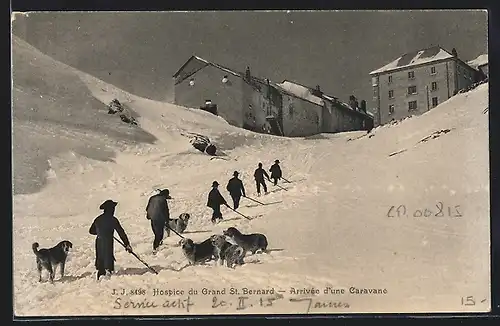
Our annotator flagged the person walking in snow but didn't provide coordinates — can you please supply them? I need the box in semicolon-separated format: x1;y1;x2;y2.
254;162;271;196
226;171;246;210
146;188;172;254
207;181;228;223
269;160;282;186
89;200;132;280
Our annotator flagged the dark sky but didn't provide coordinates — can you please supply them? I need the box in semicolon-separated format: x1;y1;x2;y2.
12;11;488;105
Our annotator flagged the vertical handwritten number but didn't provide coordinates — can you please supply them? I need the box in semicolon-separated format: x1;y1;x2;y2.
397;205;406;217
435;202;444;217
454;205;462;217
448;206;452;217
387;206;395;218
413;210;422;217
424;209;432;217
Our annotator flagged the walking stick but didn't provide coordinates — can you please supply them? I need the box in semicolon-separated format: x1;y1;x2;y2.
281;177;292;183
164;223;185;239
225;204;252;220
244;196;266;205
275;183;288;191
113;236;158;275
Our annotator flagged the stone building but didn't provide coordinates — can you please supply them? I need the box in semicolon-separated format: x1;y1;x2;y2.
369;46;480;125
173;55;372;137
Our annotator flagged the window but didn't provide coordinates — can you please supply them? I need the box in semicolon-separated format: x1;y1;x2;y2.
389;104;395;115
408;71;415;79
407;86;417;95
373;86;378;98
431;81;438;91
432;97;438;107
371;76;378;86
408;100;417;111
388;90;394;99
430;66;436;75
388;75;393;83
288;104;294;116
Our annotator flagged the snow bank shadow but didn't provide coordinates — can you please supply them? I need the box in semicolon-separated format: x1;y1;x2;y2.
303;134;328;140
60;271;93;283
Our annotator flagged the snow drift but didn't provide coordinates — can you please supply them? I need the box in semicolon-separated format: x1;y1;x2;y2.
12;36;490;316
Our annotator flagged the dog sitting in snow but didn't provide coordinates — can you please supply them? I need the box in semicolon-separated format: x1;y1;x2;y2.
223;227;268;255
166;213;190;235
179;237;215;265
210;234;246;268
32;240;73;283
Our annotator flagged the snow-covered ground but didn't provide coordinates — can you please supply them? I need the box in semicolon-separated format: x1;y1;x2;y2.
12;36;490;316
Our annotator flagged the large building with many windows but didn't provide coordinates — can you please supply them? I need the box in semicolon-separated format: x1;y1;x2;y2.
369;46;480;125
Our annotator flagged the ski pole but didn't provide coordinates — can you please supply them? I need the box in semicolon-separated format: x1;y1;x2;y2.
244;196;266;205
113;236;158;275
164;223;185;239
275;184;288;191
225;204;252;220
281;177;292;183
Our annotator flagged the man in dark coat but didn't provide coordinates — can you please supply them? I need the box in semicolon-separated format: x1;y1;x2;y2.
146;189;172;254
254;162;270;196
89;200;132;280
207;181;228;223
226;171;246;210
269;160;283;186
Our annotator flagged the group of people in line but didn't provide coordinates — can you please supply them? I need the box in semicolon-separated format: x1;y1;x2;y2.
88;160;283;280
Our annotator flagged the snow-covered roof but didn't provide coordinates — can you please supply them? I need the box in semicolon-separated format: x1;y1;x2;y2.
173;55;242;85
275;80;324;106
467;54;488;69
370;46;454;75
322;94;338;102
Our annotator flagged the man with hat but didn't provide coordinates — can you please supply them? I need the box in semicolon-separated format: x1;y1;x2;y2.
269;159;283;186
254;162;271;196
207;181;228;223
146;188;172;254
226;171;246;210
89;200;132;280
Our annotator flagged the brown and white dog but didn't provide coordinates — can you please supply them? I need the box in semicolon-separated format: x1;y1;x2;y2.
179;237;215;265
32;240;73;283
166;213;191;235
223;227;268;255
210;234;245;268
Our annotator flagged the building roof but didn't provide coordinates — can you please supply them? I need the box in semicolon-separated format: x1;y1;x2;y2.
172;55;243;85
369;46;454;75
275;80;325;106
276;80;372;120
467;54;488;69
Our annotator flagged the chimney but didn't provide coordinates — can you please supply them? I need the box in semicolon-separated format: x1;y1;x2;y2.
312;85;323;97
245;66;251;81
452;48;458;57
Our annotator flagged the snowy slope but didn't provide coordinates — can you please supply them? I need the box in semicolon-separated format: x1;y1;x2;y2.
12;39;490;316
12;36;156;195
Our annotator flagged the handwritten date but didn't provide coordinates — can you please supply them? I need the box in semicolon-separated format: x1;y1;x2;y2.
387;202;462;218
212;295;282;310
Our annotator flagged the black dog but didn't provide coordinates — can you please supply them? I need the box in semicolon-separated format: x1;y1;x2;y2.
179;237;215;265
223;227;268;255
32;240;73;283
